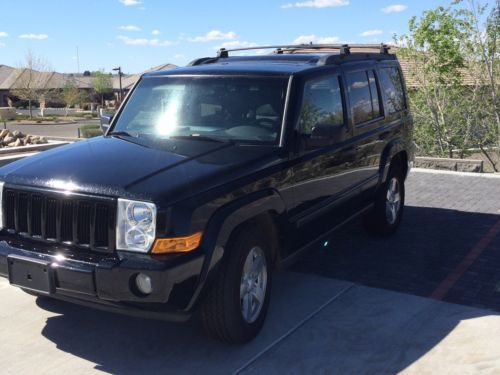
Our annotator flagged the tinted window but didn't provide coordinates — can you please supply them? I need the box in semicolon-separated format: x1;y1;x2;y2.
113;76;288;144
299;76;344;134
378;67;406;113
367;70;381;118
346;70;381;125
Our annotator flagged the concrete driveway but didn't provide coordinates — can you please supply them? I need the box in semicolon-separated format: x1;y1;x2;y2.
0;169;499;374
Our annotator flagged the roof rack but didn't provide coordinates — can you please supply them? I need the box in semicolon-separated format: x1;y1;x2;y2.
215;43;390;58
187;43;393;66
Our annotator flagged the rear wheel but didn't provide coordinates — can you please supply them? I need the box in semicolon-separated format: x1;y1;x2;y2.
364;163;405;236
201;225;272;344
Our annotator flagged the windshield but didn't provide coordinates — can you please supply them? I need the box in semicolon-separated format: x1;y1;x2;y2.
112;76;289;144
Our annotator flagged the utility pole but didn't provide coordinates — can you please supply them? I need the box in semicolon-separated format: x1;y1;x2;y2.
113;66;123;102
76;46;80;74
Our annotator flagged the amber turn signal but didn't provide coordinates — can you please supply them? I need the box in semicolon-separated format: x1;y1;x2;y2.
151;232;203;254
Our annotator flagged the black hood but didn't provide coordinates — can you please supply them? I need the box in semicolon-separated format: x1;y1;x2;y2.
0;136;282;205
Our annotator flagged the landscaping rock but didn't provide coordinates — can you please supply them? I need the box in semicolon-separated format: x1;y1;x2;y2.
0;129;48;148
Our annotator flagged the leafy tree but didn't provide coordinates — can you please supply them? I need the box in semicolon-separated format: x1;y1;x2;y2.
92;70;113;106
10;50;53;119
397;0;499;170
62;79;88;116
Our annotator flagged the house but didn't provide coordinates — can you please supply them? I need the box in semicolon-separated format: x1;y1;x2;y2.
0;63;177;107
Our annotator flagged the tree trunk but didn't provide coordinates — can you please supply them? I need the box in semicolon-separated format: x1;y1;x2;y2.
101;95;104;107
28;99;32;119
480;145;498;172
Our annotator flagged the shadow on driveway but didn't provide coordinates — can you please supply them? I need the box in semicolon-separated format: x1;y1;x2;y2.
31;206;500;373
293;205;500;311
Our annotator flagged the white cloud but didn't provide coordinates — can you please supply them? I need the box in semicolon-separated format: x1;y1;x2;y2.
119;0;141;6
216;41;269;56
382;4;407;13
293;34;341;44
117;35;174;46
173;54;185;59
19;33;48;40
217;40;258;49
118;25;141;31
360;29;383;37
0;32;8;38
281;0;349;9
189;30;237;42
151;30;161;35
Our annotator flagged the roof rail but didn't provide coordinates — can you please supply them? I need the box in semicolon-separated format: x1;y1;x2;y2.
214;43;391;58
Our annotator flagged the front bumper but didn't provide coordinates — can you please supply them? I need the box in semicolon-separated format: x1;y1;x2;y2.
0;239;205;322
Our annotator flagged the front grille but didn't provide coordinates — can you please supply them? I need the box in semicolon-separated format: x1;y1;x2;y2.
2;187;116;252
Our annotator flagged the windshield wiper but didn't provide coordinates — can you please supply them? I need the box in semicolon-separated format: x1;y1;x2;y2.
108;131;135;137
169;135;232;144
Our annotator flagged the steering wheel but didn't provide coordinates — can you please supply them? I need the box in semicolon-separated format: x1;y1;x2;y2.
254;118;279;130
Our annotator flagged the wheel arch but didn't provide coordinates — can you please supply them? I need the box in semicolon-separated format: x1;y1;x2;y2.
185;189;286;311
379;139;409;185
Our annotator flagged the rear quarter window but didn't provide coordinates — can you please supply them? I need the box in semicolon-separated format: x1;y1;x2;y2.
378;67;406;114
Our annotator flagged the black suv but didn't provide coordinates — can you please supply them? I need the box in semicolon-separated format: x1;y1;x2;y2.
0;44;413;343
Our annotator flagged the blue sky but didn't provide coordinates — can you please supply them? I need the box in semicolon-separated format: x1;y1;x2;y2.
0;0;457;73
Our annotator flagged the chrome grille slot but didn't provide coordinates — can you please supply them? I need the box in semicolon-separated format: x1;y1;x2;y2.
2;187;116;253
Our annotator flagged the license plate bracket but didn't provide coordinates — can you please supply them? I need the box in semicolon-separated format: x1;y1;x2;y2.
7;255;54;295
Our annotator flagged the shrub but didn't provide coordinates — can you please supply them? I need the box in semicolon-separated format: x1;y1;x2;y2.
79;124;103;138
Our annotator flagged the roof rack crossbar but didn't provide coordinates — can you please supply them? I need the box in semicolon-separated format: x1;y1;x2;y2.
215;43;390;58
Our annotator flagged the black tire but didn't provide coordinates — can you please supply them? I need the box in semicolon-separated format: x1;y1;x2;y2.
364;163;405;236
201;224;273;344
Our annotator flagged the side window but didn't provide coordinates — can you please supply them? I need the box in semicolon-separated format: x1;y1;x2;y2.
299;76;344;135
378;67;406;114
346;70;381;125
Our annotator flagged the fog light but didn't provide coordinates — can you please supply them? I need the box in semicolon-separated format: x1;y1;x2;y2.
135;273;153;295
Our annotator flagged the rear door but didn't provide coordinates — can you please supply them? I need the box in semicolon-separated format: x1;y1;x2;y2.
342;64;386;194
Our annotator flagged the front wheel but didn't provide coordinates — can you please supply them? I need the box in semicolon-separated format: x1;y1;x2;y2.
364;164;405;236
201;225;272;344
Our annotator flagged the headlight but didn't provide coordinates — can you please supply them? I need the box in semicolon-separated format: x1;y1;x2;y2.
117;198;157;252
0;181;4;229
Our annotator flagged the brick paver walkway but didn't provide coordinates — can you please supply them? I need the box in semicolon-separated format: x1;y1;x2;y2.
292;169;500;311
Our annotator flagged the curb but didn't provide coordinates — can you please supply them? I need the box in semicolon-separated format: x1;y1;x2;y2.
411;167;500;179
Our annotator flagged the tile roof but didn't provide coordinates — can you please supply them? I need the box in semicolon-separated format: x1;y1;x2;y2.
0;63;177;91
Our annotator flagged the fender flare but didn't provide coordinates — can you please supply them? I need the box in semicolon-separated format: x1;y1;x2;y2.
185;189;286;311
378;138;406;185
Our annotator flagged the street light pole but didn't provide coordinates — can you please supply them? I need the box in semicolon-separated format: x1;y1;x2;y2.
113;67;123;102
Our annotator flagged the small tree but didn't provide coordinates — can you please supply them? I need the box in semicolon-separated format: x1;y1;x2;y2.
10;50;52;119
397;0;499;169
62;79;88;116
92;70;113;107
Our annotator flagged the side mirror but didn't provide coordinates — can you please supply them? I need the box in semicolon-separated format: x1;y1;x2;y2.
100;113;113;133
